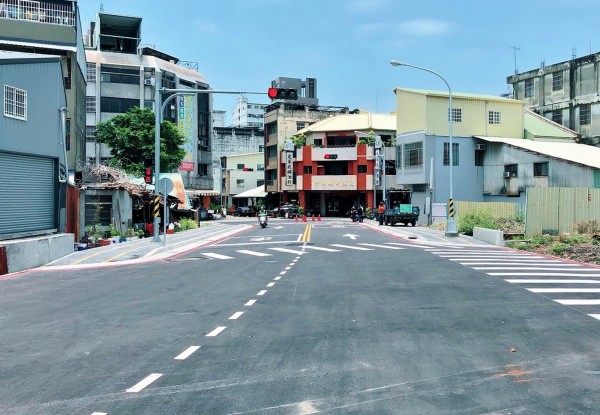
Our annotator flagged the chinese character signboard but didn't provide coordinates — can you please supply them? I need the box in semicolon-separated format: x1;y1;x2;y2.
285;151;294;186
178;95;194;171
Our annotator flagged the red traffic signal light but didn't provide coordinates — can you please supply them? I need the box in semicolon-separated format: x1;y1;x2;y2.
144;168;153;184
242;167;254;171
324;154;338;160
268;87;298;101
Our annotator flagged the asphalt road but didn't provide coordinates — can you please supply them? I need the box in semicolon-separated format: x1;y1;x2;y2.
3;220;600;414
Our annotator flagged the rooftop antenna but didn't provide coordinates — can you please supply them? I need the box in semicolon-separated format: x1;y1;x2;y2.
508;45;520;74
541;59;545;68
572;47;577;59
100;2;104;12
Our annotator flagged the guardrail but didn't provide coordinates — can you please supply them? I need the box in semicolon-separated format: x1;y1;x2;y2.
0;0;75;26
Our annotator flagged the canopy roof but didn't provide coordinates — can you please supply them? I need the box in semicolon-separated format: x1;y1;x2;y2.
233;185;267;198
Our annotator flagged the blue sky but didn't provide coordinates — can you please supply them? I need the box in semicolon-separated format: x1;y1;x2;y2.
79;0;600;125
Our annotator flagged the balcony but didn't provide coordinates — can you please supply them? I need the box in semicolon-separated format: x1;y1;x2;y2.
0;1;75;26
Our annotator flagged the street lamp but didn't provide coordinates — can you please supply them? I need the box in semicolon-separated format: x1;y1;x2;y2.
390;60;458;236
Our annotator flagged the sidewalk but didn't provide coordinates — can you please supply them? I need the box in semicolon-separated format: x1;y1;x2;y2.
44;220;253;271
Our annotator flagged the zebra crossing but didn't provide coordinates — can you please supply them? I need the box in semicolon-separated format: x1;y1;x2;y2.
425;244;600;321
197;242;405;260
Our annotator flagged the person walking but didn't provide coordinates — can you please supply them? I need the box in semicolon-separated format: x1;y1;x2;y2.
357;204;364;223
377;201;386;225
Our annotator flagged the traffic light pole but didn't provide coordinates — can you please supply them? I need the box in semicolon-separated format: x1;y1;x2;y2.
152;86;267;243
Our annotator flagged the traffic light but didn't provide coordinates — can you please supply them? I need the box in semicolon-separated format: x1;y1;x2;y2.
324;154;338;159
268;87;298;100
144;167;153;184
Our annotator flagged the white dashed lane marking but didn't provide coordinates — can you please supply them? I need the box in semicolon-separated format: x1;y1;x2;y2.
202;252;234;260
507;279;600;284
206;326;227;337
257;290;267;296
174;346;200;360
266;282;275;287
269;247;307;255
237;250;271;257
229;312;244;320
126;373;162;393
245;299;257;306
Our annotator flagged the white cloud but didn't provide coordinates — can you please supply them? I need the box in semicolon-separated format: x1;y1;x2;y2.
397;19;452;36
347;0;390;13
194;18;219;34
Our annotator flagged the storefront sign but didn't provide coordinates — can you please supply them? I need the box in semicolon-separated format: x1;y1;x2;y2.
178;95;194;171
285;151;294;186
312;177;356;190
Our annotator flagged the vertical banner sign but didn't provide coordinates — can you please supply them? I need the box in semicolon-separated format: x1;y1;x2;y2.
374;148;381;186
285;151;294;186
178;95;194;171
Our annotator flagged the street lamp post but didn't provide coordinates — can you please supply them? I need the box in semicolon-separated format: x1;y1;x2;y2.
153;86;267;243
390;60;458;236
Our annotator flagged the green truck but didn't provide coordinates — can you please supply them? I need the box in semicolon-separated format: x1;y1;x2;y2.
383;188;420;226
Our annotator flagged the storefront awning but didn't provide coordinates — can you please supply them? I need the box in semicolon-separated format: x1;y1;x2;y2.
233;185;267;198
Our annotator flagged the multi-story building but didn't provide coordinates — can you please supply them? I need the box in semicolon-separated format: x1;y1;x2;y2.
263;77;349;207
84;12;213;195
212;126;263;197
221;152;266;208
282;112;396;216
0;0;87;171
507;52;600;144
231;96;267;128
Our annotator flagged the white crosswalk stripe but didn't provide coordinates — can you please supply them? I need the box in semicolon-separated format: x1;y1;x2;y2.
358;243;405;250
237;250;272;257
269;247;307;255
202;252;234;260
433;247;600;321
303;246;342;252
330;244;374;251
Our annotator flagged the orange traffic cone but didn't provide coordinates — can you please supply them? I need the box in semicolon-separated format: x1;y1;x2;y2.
295;215;299;222
302;215;307;222
312;214;315;221
318;214;321;222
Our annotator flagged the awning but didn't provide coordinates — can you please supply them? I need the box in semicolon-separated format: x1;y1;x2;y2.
233;185;267;198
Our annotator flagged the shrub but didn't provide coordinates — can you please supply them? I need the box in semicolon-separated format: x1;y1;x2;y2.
457;210;497;236
529;234;555;247
559;233;588;245
550;242;569;255
576;220;600;234
178;218;198;231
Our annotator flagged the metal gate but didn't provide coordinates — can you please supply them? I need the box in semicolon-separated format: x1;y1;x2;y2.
0;152;56;238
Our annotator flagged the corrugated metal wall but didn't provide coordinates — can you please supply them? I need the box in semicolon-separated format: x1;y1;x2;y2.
526;187;600;235
456;201;525;220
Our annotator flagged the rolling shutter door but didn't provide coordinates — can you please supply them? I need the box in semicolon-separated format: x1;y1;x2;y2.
0;152;56;236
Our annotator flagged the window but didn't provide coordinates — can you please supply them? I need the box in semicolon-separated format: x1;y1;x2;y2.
296;121;307;130
524;78;534;98
197;164;208;176
475;149;484;166
552;72;563;91
266;122;277;136
552;109;562;125
259;145;264;152
100;97;139;113
449;108;462;123
403;142;423;167
303;166;312;174
412;184;427;192
65;118;71;151
4;85;27;120
488;111;501;125
534;162;548;177
237;163;245;170
314;138;323;147
236;179;245;187
358;165;367;173
86;96;96;113
85;195;112;226
257;179;265;187
87;62;96;82
64;58;71;90
443;142;459;166
580;104;591;125
100;65;140;85
504;164;518;177
86;126;96;142
257;164;265;171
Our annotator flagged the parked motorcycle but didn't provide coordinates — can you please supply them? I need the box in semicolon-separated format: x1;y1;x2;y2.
258;214;268;228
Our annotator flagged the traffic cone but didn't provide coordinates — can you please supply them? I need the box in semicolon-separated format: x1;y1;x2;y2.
318;214;321;222
302;215;307;222
312;214;315;221
295;215;299;222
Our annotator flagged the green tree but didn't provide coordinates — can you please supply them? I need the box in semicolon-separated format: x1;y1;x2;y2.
95;107;186;175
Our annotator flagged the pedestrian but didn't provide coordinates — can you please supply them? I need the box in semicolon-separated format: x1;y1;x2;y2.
378;201;385;225
357;204;364;223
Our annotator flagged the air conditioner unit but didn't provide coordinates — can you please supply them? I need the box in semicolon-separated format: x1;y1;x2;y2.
144;79;153;86
475;144;486;151
503;171;511;178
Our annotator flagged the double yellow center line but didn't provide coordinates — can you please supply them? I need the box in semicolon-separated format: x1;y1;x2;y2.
300;224;312;243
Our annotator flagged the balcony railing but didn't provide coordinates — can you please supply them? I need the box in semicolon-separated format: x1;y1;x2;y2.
0;0;75;26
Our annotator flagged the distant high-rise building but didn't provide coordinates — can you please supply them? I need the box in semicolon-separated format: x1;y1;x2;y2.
231;96;266;129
